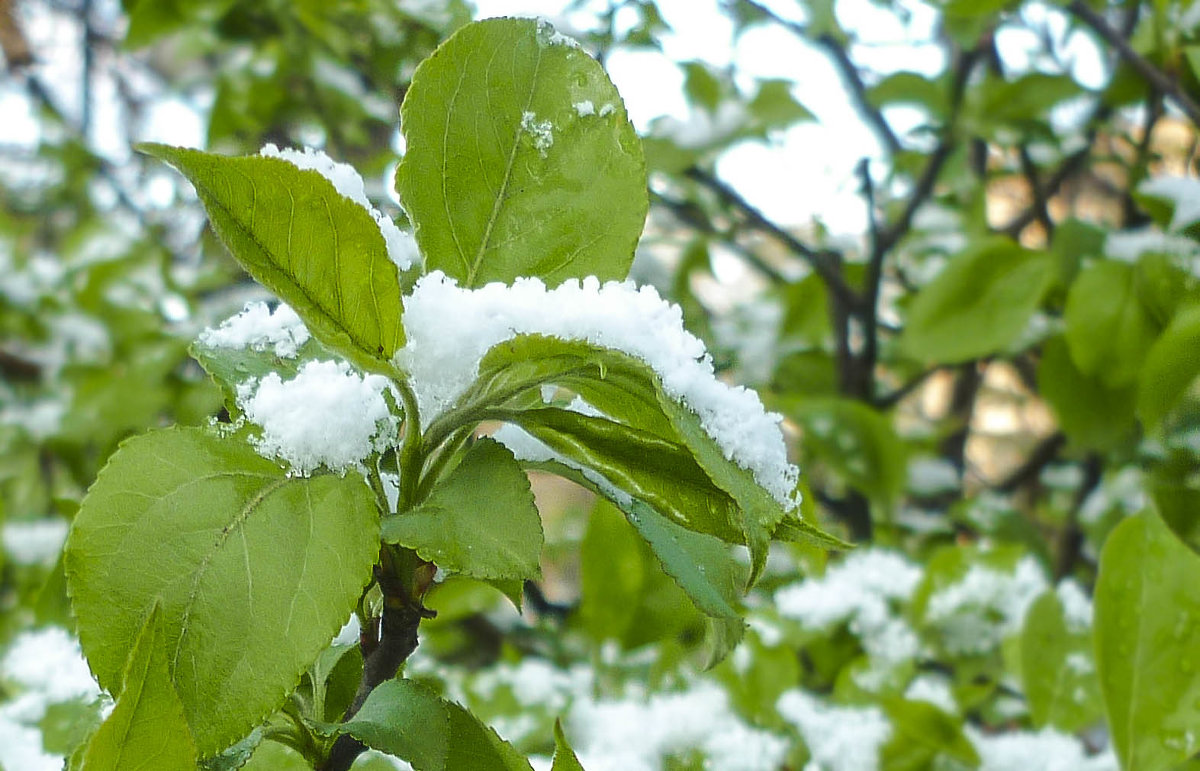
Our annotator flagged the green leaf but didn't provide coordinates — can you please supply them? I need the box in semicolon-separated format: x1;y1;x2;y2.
901;239;1052;362
381;439;543;582
880;698;979;770
1064;260;1160;388
787;397;907;509
746;79;814;131
551;720;586;771
1038;335;1137;452
1020;591;1102;732
541;462;742;620
867;71;948;119
65;427;380;756
500;406;743;543
81;606;199;771
200;729;264;771
396;18;647;287
140;144;405;374
1095;510;1200;769
314;678;533;771
578;496;646;643
1138;305;1200;430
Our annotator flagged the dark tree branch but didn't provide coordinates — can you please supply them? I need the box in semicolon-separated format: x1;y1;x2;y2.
0;0;32;69
736;0;902;156
683;166;857;308
995;432;1067;494
1017;145;1055;237
651;189;789;283
1068;0;1200;126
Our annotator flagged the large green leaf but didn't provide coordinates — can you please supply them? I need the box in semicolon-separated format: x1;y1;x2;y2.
1095;511;1200;770
1020;591;1102;732
65;427;380;756
314;678;533;771
901;238;1052;362
381;438;543;581
1064;260;1160;388
1138;305;1200;430
879;698;979;770
141;144;405;374
81;606;198;770
396;18;647;286
1038;335;1137;452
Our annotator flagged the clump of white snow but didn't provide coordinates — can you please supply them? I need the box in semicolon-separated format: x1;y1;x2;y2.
967;726;1117;771
259;144;420;270
776;689;891;771
398;272;800;509
574;100;596;117
924;556;1047;655
775;550;923;685
2;519;68;566
570;681;788;771
236;359;397;475
198;301;311;358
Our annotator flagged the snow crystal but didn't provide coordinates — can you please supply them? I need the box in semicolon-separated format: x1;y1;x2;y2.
2;518;68;566
1055;579;1093;632
570;681;788;771
198;301;311;358
924;556;1047;655
1139;175;1200;231
400;272;800;509
574;100;596;117
259;144;419;270
599;103;616;117
236;359;397;475
776;690;891;771
521;111;554;155
968;726;1117;771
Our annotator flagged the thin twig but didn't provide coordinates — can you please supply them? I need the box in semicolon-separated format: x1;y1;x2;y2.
995;432;1067;494
1017;145;1055;237
684;166;857;308
1068;0;1200;126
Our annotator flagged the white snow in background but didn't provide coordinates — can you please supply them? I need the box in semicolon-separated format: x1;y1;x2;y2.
0;628;101;771
904;673;958;714
656;101;747;149
1055;579;1093;632
775;550;921;631
776;550;923;687
1139;175;1200;231
968;726;1117;771
570;681;788;771
198;301;311;358
236;360;397;475
1104;228;1199;264
0;399;66;440
924;556;1047;655
400;272;800;508
2;519;68;566
776;689;891;771
907;456;960;496
259;144;420;270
